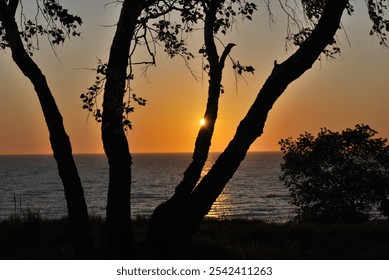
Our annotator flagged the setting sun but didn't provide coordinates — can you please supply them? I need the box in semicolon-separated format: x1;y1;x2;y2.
200;118;206;126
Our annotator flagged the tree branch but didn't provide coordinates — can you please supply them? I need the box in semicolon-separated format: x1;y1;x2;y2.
204;1;220;67
219;42;235;68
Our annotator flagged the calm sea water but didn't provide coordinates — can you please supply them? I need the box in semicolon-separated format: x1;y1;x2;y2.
0;152;295;222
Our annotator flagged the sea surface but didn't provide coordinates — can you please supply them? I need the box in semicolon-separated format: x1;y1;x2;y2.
0;152;295;222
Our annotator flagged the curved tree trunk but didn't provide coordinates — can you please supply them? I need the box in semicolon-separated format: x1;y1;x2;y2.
0;0;90;257
102;0;157;257
102;0;138;256
173;2;235;199
148;1;235;245
146;0;349;252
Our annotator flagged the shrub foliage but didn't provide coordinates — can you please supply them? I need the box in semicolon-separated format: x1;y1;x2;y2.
280;124;389;223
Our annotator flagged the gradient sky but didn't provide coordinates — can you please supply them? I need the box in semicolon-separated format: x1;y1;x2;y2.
0;0;388;154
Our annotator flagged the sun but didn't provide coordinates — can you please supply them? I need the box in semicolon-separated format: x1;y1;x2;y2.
200;118;206;126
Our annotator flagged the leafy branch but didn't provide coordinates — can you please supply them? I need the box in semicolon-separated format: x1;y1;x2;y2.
0;0;82;55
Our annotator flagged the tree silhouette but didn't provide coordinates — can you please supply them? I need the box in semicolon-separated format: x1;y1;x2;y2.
99;0;143;257
0;0;90;257
146;0;351;253
148;0;256;250
89;0;358;255
280;124;389;222
89;0;256;256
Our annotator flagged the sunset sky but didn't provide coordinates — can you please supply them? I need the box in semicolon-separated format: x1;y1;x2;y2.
0;0;388;155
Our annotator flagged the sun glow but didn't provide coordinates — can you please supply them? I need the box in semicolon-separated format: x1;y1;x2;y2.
200;118;206;126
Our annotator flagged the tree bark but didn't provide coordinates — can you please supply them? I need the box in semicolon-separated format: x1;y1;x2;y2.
102;0;137;256
0;0;90;257
146;0;349;251
102;0;157;257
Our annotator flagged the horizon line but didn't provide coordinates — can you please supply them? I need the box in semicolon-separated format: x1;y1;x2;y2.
0;150;281;156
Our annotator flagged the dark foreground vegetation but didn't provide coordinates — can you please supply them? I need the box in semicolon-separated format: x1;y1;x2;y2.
1;213;388;260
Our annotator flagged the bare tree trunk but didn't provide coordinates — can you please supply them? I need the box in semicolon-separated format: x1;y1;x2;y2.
174;2;235;199
146;0;349;252
102;0;137;256
102;0;156;257
0;0;90;257
147;1;235;246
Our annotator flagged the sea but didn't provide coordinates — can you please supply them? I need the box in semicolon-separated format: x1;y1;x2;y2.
0;152;295;222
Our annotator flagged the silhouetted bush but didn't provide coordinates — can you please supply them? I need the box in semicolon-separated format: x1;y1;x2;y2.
280;124;389;223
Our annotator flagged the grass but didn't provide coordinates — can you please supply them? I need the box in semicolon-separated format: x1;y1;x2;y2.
192;219;389;259
1;213;389;259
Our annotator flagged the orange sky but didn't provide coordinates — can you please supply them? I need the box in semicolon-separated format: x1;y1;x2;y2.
0;1;388;155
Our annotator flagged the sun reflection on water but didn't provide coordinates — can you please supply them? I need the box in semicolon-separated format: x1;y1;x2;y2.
199;158;233;218
207;191;233;219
